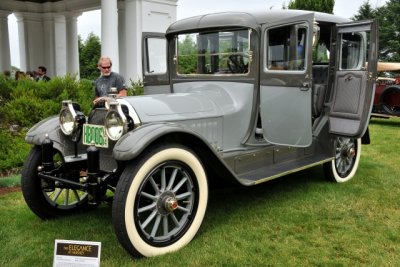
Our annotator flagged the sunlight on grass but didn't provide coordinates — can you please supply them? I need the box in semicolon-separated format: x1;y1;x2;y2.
0;117;399;266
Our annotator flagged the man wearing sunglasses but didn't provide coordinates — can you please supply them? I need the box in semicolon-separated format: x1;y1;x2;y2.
93;56;127;104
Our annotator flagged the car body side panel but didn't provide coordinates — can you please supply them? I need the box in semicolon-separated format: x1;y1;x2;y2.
173;82;254;150
123;93;222;122
260;84;312;147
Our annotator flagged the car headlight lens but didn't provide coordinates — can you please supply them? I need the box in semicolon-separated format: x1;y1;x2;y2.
59;100;78;135
105;101;127;141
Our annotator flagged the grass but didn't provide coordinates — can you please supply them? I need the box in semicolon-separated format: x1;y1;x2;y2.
0;175;21;188
1;117;399;266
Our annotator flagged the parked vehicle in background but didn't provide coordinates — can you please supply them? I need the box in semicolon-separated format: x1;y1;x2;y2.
373;62;400;116
21;10;378;258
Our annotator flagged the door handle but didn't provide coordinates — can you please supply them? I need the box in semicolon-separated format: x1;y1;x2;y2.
345;75;353;82
300;82;310;91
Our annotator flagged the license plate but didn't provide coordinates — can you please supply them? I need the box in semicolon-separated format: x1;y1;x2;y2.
83;124;108;148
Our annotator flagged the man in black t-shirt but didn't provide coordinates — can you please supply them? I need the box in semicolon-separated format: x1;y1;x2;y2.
93;56;127;104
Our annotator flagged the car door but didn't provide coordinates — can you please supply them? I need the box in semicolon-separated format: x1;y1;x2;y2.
142;32;170;94
260;13;314;147
328;20;378;137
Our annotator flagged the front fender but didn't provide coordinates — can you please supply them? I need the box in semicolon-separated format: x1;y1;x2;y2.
113;123;214;161
25;115;72;154
26;116;60;145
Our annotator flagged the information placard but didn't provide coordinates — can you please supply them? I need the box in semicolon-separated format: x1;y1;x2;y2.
53;239;101;267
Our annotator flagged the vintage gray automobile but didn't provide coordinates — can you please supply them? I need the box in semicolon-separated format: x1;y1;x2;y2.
21;9;377;257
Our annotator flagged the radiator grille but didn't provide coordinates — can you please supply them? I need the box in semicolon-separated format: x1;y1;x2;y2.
88;108;107;125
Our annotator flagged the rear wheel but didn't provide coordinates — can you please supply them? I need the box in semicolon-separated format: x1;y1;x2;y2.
323;138;361;183
112;145;208;257
21;146;91;219
381;87;400;116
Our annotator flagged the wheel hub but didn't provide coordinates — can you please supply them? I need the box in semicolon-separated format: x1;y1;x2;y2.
348;147;356;158
165;197;179;212
157;191;178;215
341;146;356;159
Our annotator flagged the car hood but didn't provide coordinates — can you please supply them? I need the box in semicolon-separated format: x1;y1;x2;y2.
123;93;222;123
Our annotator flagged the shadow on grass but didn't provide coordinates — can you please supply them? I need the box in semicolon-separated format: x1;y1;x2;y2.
25;165;327;236
12;165;332;263
206;166;328;218
370;117;400;127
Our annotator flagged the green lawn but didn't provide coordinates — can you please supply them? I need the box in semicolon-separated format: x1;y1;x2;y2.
1;117;399;266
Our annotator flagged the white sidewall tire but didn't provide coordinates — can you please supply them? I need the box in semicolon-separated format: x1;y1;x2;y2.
329;138;361;183
123;147;208;257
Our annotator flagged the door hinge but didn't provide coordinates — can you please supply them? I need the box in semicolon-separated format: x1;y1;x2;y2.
367;71;373;81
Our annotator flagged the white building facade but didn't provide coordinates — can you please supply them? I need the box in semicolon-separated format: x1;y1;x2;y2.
0;0;177;81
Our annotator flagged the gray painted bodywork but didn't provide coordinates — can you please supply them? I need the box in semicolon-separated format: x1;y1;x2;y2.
26;9;376;186
166;10;349;36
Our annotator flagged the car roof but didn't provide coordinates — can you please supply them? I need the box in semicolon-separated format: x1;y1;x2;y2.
166;9;350;35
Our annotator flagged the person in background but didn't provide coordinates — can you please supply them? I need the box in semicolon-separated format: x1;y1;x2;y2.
26;71;35;80
93;56;127;104
35;66;51;81
15;70;26;80
2;70;11;78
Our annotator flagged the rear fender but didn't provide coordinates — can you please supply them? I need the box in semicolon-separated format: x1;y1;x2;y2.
361;126;370;145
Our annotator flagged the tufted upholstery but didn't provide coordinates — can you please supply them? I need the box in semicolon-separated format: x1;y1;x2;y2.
312;65;329;117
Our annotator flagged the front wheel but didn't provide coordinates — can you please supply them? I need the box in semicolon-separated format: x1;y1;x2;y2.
323;138;361;183
21;146;91;219
112;145;208;257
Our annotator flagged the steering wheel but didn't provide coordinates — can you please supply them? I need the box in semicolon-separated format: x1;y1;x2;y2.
227;55;249;73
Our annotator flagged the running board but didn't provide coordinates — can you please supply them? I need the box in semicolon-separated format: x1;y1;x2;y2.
237;155;333;186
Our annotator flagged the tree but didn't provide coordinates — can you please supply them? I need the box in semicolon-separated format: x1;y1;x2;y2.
176;35;197;74
374;0;400;61
79;33;101;80
287;0;335;13
351;0;377;20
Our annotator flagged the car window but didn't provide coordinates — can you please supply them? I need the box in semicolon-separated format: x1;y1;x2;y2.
176;29;251;75
145;37;167;74
339;32;365;70
266;24;307;71
313;42;330;64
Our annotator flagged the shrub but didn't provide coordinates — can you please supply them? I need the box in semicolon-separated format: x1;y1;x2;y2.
0;75;95;175
129;78;144;96
0;128;30;173
0;74;16;102
0;75;141;175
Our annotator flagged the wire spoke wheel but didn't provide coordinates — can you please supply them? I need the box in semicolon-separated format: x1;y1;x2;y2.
136;162;196;243
323;137;361;183
21;146;91;219
44;187;88;209
113;145;208;257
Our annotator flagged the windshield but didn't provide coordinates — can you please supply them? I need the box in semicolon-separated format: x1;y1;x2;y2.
175;29;251;75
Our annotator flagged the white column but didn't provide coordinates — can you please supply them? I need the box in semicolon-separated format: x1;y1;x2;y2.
0;11;12;72
123;0;142;83
118;3;127;81
14;12;43;72
15;12;68;77
65;12;81;78
121;0;177;82
101;0;119;72
43;13;67;77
